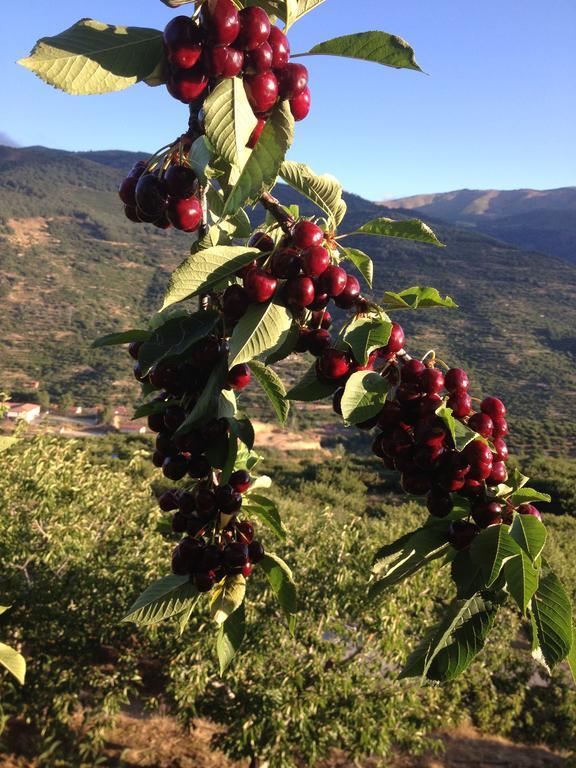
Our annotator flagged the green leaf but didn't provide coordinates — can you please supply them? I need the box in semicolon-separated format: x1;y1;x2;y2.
222;102;294;216
286;361;339;402
350;216;443;246
206;186;252;238
260;553;297;620
218;390;238;419
340;371;387;426
92;329;151;348
122;575;198;626
504;552;539;615
203;78;257;178
567;630;576;684
228;301;293;369
279;161;345;228
508;487;552;505
242;494;287;540
188;136;214;184
285;0;326;29
401;595;499;681
248;361;289;425
435;403;480;452
18;19;164;95
509;512;547;562
265;322;299;364
161;0;193;6
370;526;450;597
131;399;170;420
470;525;521;587
162;247;260;309
343;315;391;365
531;571;573;669
138;310;220;373
0;436;18;453
176;357;228;435
381;286;458;310
340;247;373;288
210;575;246;625
220;424;240;486
294;31;422;72
450;550;485;599
0;642;26;685
217;600;246;674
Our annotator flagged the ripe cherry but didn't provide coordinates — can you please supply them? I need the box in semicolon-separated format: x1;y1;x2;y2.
148;411;165;433
216;484;243;514
307;328;332;357
463;440;493;466
203;0;240;46
444;368;469;392
447;391;472;418
401;472;432;496
334;274;360;309
195;488;216;518
488;460;507;485
124;205;141;223
164;165;197;199
162;455;189;481
449;520;480;550
248;540;265;563
268;26;290;68
248;231;274;252
290;87;311;121
163;16;202;69
195;572;215;592
472;501;503;528
492;437;509;462
230;469;251;493
135;174;167;219
271;248;303;278
518;503;542;520
202;45;244;77
244;72;279;114
401;359;426;383
193;337;224;366
301;245;330;277
166;195;202;232
245;42;273;74
228;363;251;390
310;310;332;330
468;412;494;438
224;542;249;570
236;7;271;50
128;340;142;360
277;63;309;99
223;284;250;321
119;175;138;206
376;323;405;359
159;489;180;512
317;348;351;381
167;66;209;103
237;520;255;544
421;368;445;395
285;276;315;308
164;404;186;432
292;220;324;249
492;418;509;438
481;396;506;418
317;265;347;297
243;267;278;302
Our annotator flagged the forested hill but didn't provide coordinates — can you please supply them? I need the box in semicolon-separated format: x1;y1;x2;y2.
1;145;575;452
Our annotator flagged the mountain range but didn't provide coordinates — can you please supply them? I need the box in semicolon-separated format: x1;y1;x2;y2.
0;145;574;454
387;187;576;264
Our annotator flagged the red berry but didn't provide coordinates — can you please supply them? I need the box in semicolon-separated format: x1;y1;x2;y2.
449;520;480;550
307;328;332;357
247;117;266;148
196;572;215;592
167;66;209;103
244;71;278;114
518;503;542;521
333;274;361;309
376;323;405;359
163;16;202;69
245;41;273;73
271;248;303;278
277;63;309;99
317;265;347;297
472;501;503;528
295;328;310;353
268;26;290;68
285;276;315;308
492;437;509;462
166;195;202;232
420;368;445;395
162;455;189;481
290;87;311;121
481;396;506;418
426;489;453;518
243;267;278;303
317;348;351;381
164;165;196;199
488;460;507;485
223;284;250;321
159;489;180;512
448;391;472;418
401;472;432;496
124;205;141;223
228;363;251;390
292;220;324;249
237;520;255;544
236;7;271;50
492;418;509;438
468;412;494;438
301;246;330;277
463;440;493;466
401;359;426;383
119;175;138;205
248;231;274;252
203;0;240;46
248;540;265;564
135;174;167;219
202;45;244;77
128;341;142;360
309;310;332;330
230;470;251;493
444;368;469;392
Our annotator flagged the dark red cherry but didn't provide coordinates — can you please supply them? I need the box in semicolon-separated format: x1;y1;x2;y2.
164;404;186;432
193;337;224;366
401;358;426;384
308;291;330;311
468;412;494;438
167;66;209;103
488;460;507;485
188;455;211;478
245;42;273;73
159;489;180;512
401;472;432;496
230;469;251;493
195;488;216;518
420;368;444;395
444;368;469;392
247;118;266;148
285;276;315;308
472;501;503;528
481;396;506;418
492;418;509;438
426;489;453;518
148;412;165;434
202;45;243;77
518;503;542;521
244;71;278;114
203;0;240;46
166;195;202;232
271;248;302;279
447;391;472;418
317;348;351;381
376;323;404;359
223;284;250;321
333;274;360;309
492;437;509;462
124;205;141;223
248;540;265;563
248;231;274;252
301;245;329;277
128;341;142;360
243;267;277;303
310;310;332;330
307;328;332;357
164;165;197;199
119;175;138;206
162;455;189;481
195;572;215;592
135;174;167;219
292;220;323;249
449;520;480;550
236;7;271;50
463;440;493;466
163;16;202;69
277;63;309;99
317;265;347;297
228;363;251;390
290;86;311;121
268;26;290;68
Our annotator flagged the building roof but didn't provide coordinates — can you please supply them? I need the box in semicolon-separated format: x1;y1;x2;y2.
6;403;41;413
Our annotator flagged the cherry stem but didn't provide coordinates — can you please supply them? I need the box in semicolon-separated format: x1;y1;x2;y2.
259;191;294;234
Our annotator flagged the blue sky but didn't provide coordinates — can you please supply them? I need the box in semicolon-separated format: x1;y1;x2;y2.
2;0;575;199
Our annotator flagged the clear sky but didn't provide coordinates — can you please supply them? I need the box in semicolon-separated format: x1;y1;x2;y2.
2;0;575;199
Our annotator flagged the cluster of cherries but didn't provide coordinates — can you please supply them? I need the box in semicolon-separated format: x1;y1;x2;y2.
163;0;311;139
127;338;260;592
221;220;364;332
118;152;202;232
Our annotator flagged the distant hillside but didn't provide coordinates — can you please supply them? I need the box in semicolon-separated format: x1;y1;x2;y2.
1;145;575;453
386;187;576;264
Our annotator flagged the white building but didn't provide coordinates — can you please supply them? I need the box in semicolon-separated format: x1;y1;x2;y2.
5;403;41;423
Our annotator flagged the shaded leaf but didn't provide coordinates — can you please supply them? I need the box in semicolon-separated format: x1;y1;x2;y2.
265;322;300;364
531;571;573;669
242;494;287;540
509;512;547;562
286;361;339;402
228;301;293;368
138;310;220;373
436;403;481;452
217;600;246;674
92;329;151;348
210;575;246;625
470;524;521;587
248;360;289;425
176;357;229;435
122;575;198;626
504;552;539;614
260;553;297;620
